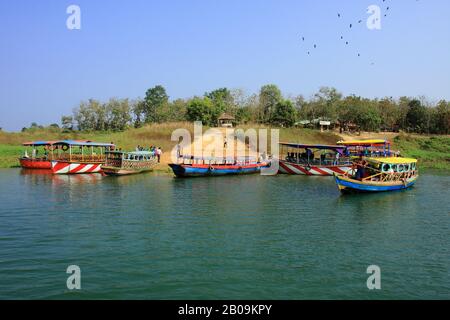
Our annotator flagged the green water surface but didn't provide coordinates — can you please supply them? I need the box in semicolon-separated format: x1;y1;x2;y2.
0;169;448;299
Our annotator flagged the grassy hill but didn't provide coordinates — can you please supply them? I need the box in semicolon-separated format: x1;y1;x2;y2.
0;123;448;171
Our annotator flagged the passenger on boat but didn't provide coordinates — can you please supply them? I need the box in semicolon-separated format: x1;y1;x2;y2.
355;159;369;180
334;152;340;165
320;152;326;164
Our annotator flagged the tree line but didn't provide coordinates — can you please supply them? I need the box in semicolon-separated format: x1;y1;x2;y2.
61;85;450;134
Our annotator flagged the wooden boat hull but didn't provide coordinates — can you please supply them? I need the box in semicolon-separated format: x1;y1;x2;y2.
334;175;418;193
102;166;153;176
51;161;103;174
19;158;52;169
279;160;351;176
169;162;270;177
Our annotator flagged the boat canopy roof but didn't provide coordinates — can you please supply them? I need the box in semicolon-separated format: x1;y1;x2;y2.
107;151;152;155
280;142;345;151
52;140;115;147
367;157;417;164
337;139;390;146
22;140;59;146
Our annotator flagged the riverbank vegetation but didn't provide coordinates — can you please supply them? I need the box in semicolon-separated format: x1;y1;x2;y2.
1;123;448;171
55;85;449;135
2;84;448;170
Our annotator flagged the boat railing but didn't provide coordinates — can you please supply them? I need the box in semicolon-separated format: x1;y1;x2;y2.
121;159;158;169
346;161;418;182
179;155;259;165
21;154;58;161
284;157;352;166
57;154;106;163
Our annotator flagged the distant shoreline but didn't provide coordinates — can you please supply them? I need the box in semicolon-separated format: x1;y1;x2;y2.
0;122;448;171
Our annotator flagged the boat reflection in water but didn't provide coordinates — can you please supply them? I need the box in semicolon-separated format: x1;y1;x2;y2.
20;168;103;186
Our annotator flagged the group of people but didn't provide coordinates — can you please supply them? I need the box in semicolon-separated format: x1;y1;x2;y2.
136;145;163;163
286;149;348;166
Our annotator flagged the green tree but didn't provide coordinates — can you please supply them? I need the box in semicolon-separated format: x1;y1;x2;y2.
132;99;146;128
61;116;73;131
205;88;235;124
434;100;450;134
186;97;213;125
105;98;131;131
312;86;342;120
271;100;297;127
355;102;382;131
259;84;282;123
406;99;427;133
377;97;401;130
144;85;169;123
166;99;187;122
73;100;98;131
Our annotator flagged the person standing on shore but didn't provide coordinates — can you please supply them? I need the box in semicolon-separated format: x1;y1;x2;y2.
156;147;162;163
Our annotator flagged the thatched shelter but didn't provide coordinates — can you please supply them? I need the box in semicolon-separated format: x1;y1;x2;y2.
217;113;235;128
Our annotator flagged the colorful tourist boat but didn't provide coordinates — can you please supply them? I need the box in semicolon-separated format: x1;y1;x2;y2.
169;156;270;177
19;141;58;169
334;157;418;193
102;151;158;176
51;140;115;174
336;139;397;157
278;143;352;176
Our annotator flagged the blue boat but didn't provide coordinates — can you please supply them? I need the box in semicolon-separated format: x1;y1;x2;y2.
169;156;270;177
334;157;419;193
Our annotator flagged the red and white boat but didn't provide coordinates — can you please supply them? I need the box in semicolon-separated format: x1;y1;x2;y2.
50;140;115;174
278;143;352;176
19;141;59;169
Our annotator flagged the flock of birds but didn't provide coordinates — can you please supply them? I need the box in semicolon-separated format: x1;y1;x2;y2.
300;0;420;64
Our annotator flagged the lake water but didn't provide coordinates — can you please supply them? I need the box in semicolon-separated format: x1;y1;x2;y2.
0;168;448;299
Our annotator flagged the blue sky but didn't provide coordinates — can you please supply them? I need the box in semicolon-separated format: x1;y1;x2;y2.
0;0;449;131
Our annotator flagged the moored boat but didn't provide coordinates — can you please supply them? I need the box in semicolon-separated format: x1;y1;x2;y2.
102;151;158;176
336;139;397;157
169;156;270;177
334;157;419;193
19;141;58;169
278;143;352;176
51;140;115;174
